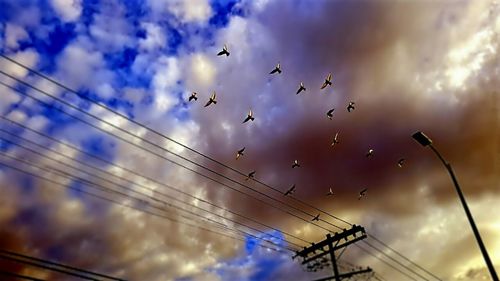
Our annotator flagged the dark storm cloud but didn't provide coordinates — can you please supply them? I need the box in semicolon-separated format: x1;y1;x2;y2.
190;0;499;229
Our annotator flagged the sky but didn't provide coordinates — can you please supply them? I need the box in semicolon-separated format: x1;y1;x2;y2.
0;0;499;280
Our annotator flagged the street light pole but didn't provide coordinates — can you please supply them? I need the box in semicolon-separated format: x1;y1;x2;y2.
412;132;498;281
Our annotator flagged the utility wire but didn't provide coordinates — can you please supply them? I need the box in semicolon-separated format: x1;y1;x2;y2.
0;53;352;228
0;57;444;281
0;134;302;251
0;159;290;254
0;75;433;281
368;235;442;281
363;241;429;281
356;245;419;281
0;122;311;247
0;58;442;280
0;78;429;281
0;269;45;281
0;254;99;281
0;78;338;233
0;249;124;281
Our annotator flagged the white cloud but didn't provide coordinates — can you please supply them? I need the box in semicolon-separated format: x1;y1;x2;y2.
139;23;166;51
188;53;217;89
55;41;105;90
149;0;213;24
150;56;181;115
5;23;29;50
50;0;82;22
0;49;39;81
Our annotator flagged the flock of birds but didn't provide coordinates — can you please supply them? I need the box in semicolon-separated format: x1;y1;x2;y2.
186;45;407;221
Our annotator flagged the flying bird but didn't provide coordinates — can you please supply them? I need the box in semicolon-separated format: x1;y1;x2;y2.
347;102;355;112
292;159;300;168
243;109;255;123
284;184;296;196
245;170;256;181
358;188;368;200
398;158;406;167
331;132;340;147
217;44;230;56
236;147;245;160
320;73;333;89
326;108;335;120
296;82;306;95
188;92;198;102
366;149;374;158
326;188;334;196
269;63;282;74
312;213;320;221
204;92;217;107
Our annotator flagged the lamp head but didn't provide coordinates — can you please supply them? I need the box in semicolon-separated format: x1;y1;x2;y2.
412;131;433;147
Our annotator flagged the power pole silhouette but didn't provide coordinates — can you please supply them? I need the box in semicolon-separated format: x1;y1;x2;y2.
293;225;372;281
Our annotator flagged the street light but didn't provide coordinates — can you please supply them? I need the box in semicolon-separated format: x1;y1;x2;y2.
412;131;499;281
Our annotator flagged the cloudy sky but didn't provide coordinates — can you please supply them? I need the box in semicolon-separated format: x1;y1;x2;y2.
0;0;499;280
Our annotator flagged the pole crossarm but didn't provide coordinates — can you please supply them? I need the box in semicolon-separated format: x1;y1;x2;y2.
312;268;373;281
293;225;366;260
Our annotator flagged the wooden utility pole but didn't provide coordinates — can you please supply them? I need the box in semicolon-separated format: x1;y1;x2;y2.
293;225;371;281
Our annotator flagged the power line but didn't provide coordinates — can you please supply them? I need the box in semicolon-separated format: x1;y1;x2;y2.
368;235;442;281
0;249;124;281
0;56;443;280
0;121;311;247
0;150;296;254
356;244;418;281
0;269;45;281
0;78;338;233
0;253;99;281
0;58;441;280
363;240;430;281
0;73;433;281
0;133;304;251
0;159;290;254
0;53;352;228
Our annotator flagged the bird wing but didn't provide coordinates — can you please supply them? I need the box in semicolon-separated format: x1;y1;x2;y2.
204;100;211;107
320;82;327;89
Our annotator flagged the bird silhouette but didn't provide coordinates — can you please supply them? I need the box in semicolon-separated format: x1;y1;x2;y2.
398;158;406;167
320;73;333;89
204;92;217;107
326;188;334;196
188;92;198;102
312;213;320;221
366;149;374;158
245;170;256;181
347;102;355;112
269;63;282;74
331;132;340;147
292;159;300;168
243;109;255;123
358;188;368;200
296;82;306;95
217;44;230;56
326;108;335;120
236;147;245;160
284;184;296;196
